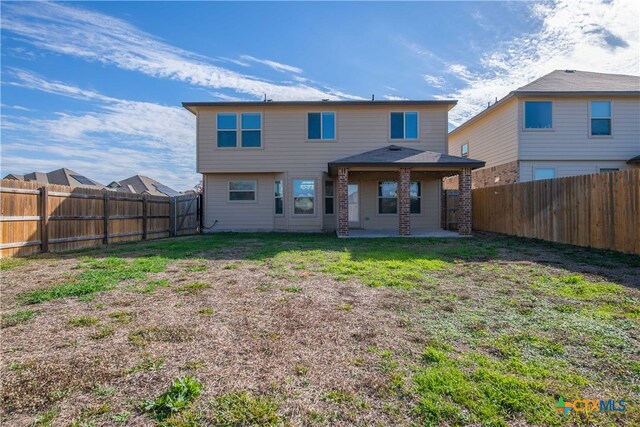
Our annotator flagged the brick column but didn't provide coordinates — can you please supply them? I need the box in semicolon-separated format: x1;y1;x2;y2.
458;167;472;236
337;167;349;237
398;168;411;236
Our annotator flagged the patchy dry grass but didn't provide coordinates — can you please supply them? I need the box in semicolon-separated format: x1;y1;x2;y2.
1;233;638;426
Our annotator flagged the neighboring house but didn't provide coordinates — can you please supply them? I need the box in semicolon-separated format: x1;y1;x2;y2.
182;100;484;236
445;70;640;189
3;168;105;189
106;175;181;197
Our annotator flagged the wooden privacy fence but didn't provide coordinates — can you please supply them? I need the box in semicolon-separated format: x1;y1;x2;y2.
472;169;640;254
0;179;201;258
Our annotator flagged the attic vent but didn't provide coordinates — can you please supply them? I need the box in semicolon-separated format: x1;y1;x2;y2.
564;69;576;73
389;145;402;151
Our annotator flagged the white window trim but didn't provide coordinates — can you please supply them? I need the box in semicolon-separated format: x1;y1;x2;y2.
216;112;263;149
292;178;316;216
274;180;284;215
227;180;257;203
411;182;422;215
589;100;613;139
523;101;554;132
306;111;337;142
389;111;419;141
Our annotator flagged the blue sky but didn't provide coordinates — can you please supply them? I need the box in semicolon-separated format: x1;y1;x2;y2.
2;1;638;190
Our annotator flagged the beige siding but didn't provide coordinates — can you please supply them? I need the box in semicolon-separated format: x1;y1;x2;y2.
519;160;636;182
196;105;449;175
358;179;440;230
448;98;519;168
519;97;640;161
203;173;277;231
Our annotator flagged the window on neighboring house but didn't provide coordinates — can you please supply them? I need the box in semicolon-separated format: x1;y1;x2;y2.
324;180;335;214
308;112;336;140
241;113;262;147
390;112;418;139
228;181;256;201
534;168;555;180
378;181;421;214
274;180;283;214
524;101;552;129
591;101;611;136
217;113;262;147
293;179;315;214
599;168;619;173
461;143;469;158
217;113;237;147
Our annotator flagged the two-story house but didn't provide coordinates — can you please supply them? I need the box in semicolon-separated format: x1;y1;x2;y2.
445;70;640;189
182;100;484;236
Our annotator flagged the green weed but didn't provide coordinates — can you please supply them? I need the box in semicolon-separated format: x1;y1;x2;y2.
142;376;203;422
209;391;282;426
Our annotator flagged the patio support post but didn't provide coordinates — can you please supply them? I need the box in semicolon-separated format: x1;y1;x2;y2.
398;168;411;236
337;167;349;237
458;167;472;236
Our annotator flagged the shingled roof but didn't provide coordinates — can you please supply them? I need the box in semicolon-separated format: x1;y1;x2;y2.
328;145;485;169
515;70;640;94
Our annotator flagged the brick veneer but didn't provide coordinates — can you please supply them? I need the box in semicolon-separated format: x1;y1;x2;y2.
398;168;411;236
337;167;349;237
458;167;472;235
443;161;520;190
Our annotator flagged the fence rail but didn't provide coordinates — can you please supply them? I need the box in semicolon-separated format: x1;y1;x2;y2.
0;179;200;258
472;169;640;255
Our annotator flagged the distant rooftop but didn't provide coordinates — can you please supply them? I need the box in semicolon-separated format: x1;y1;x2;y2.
514;70;640;94
183;99;457;114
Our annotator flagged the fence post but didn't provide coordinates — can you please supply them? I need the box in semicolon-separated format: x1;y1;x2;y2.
40;186;49;253
170;197;175;237
103;192;110;245
198;193;203;233
142;195;148;240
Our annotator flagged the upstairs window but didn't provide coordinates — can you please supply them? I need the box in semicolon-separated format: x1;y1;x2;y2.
228;181;256;201
241;113;262;147
461;143;469;158
308;112;335;140
217;113;237;147
217;113;262;147
524;102;552;129
390;112;418;139
591;101;611;136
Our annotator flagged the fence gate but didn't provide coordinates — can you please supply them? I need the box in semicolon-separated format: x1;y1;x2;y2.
442;190;459;231
172;193;201;236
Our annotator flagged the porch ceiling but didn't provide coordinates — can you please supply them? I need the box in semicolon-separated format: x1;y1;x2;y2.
328;145;485;176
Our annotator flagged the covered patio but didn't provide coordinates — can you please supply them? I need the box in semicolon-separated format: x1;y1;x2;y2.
328;145;484;237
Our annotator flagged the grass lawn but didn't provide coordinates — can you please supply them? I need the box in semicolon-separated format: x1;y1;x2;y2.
1;233;638;426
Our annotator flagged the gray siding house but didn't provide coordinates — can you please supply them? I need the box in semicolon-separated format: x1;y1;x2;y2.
183;100;484;236
446;70;640;189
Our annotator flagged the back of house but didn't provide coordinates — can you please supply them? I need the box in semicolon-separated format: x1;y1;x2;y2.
447;70;640;189
183;100;483;235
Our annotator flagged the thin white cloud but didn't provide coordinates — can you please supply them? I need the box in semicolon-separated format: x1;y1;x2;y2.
445;0;640;126
1;2;350;101
2;71;198;190
240;55;304;74
423;74;446;89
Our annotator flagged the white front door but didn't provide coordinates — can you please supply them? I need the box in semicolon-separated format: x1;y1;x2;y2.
348;184;361;228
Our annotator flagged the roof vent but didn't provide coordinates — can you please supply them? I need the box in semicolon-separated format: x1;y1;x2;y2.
389;145;402;151
564;69;576;73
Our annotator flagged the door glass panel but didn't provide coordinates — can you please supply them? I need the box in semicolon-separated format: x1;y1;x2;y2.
348;184;359;223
